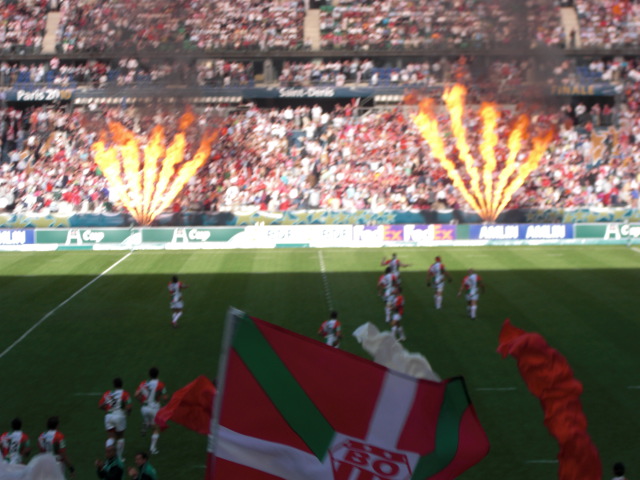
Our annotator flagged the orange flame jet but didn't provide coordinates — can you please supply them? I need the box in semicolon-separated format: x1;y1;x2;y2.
413;85;554;221
91;111;219;225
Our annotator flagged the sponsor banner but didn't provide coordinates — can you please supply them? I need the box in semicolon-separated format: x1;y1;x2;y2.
235;225;352;247
574;223;640;240
36;228;138;245
142;227;245;243
353;224;456;244
4;88;73;102
468;224;573;241
550;83;619;97
0;229;35;245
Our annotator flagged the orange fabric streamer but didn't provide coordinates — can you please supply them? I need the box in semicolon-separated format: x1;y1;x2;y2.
497;319;601;480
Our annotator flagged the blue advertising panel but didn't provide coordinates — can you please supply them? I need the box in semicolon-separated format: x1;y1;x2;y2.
468;224;574;240
0;229;35;245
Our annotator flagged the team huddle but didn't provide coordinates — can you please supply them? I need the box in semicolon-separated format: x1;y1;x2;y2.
316;253;486;349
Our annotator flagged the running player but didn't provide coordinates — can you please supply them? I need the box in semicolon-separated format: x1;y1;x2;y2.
168;275;188;328
391;286;407;341
381;253;410;278
318;311;343;348
458;268;485;319
38;416;75;476
135;367;168;455
378;266;398;306
427;256;453;310
1;418;31;465
99;378;132;461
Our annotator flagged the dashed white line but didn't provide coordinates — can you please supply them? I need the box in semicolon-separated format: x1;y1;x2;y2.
317;250;334;310
0;252;133;360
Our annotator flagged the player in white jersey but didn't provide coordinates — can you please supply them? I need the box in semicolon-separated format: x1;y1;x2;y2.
384;286;397;324
377;266;398;305
38;416;75;476
318;311;343;348
135;367;168;455
390;286;407;341
427;256;453;310
99;377;132;461
168;275;188;328
381;253;410;278
0;418;30;465
458;269;485;319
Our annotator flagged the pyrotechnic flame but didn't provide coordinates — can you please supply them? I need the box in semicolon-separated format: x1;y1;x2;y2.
91;112;219;225
414;98;483;214
413;85;554;221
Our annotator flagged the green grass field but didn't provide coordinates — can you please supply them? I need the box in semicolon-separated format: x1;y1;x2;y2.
0;246;639;480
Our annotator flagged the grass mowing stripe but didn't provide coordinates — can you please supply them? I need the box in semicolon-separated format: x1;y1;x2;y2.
317;250;334;310
0;251;133;360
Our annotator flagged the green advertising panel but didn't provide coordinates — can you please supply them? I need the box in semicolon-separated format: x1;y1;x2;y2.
36;228;137;244
575;223;640;240
141;227;245;243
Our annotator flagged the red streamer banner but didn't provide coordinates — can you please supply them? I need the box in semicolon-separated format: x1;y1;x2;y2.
497;319;601;480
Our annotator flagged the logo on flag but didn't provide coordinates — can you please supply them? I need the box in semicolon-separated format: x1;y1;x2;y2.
329;439;411;480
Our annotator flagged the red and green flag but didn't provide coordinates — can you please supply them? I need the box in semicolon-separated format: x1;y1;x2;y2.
207;309;489;480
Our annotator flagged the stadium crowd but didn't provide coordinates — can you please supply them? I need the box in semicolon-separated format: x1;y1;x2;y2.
0;62;638;217
0;0;48;54
55;0;307;53
575;0;640;48
1;0;640;58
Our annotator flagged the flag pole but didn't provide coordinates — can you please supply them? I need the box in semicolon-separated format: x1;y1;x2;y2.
207;307;245;462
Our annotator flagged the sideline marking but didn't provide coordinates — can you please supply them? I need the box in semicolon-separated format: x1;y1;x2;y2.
476;387;517;391
317;250;334;310
0;252;133;360
525;459;558;464
627;385;640;389
74;392;102;396
631;247;640;255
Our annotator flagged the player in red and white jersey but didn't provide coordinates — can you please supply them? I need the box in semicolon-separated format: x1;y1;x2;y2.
318;311;342;348
135;367;168;455
427;256;453;310
168;275;188;328
383;278;398;324
38;416;75;476
99;377;132;461
1;418;31;465
458;268;485;319
391;286;407;341
381;253;410;277
377;266;398;306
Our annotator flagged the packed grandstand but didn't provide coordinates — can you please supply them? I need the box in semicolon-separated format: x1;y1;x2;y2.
0;0;639;222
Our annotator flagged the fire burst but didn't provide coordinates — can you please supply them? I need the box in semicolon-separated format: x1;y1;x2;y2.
413;84;554;222
91;111;219;225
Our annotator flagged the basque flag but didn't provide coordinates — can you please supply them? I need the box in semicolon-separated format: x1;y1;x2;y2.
207;309;489;480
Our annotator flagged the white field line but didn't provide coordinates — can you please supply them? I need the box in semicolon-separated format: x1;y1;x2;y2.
475;387;517;391
631;247;640;255
627;385;640;389
317;250;334;310
74;392;102;396
525;459;558;464
0;252;133;360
